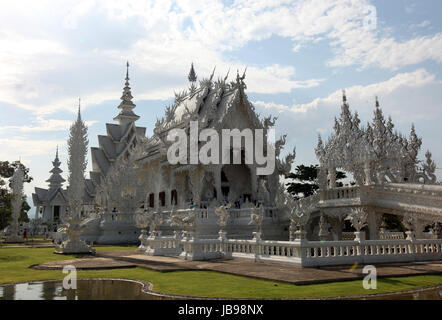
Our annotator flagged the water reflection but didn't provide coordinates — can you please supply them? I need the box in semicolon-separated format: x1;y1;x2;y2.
0;280;167;300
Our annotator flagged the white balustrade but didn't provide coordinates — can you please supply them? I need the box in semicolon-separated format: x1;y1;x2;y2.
379;231;405;240
141;234;442;267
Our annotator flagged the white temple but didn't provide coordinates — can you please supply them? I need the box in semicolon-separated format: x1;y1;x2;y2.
32;63;442;266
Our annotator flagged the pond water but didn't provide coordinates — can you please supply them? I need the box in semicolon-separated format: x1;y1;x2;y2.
0;279;169;300
1;279;441;300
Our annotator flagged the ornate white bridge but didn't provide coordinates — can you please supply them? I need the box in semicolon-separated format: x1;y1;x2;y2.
139;231;442;267
318;183;442;222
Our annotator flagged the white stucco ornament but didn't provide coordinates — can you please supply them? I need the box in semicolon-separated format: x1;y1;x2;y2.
55;106;95;254
5;165;25;243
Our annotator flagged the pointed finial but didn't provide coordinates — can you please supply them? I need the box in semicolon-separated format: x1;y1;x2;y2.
342;89;347;103
224;68;230;82
126;61;129;80
375;96;379;108
209;66;216;81
56;145;59;159
188;63;197;82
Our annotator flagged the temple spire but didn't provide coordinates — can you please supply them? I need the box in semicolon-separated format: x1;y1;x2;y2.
78;98;81;119
46;147;65;190
188;63;197;83
113;61;140;125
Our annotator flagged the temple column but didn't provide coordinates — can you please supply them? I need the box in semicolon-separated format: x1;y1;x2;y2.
162;167;171;209
328;167;336;188
169;170;176;207
189;167;203;207
367;209;380;240
214;165;222;202
364;161;373;185
250;166;258;202
329;216;344;240
155;163;161;211
414;217;426;239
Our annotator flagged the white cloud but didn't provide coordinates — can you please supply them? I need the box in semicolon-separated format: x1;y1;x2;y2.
0;117;98;133
328;32;442;70
0;137;65;160
410;20;431;29
254;68;441;126
1;0;441;118
263;69;439;118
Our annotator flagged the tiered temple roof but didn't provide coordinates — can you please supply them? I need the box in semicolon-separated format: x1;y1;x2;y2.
32;148;67;206
87;62;147;193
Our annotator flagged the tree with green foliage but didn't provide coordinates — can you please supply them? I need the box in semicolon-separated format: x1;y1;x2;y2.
0;161;32;230
286;164;347;200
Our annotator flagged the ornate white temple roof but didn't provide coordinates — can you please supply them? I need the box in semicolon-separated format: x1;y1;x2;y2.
137;67;263;163
86;62;147;196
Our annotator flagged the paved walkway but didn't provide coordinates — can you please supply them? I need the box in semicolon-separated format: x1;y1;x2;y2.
33;256;136;270
31;249;442;285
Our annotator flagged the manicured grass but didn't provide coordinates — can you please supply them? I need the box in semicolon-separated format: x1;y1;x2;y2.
0;247;442;299
0;240;53;246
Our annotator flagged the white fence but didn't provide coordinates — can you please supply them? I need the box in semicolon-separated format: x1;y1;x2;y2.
378;231;405;240
140;233;442;267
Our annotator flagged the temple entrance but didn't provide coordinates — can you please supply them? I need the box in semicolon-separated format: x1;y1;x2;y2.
221;163;252;206
53;206;60;221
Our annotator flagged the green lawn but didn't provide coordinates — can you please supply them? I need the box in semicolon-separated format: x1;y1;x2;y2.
0;247;441;299
0;240;53;247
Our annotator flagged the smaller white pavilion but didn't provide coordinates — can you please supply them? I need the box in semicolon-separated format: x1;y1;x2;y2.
32;148;68;224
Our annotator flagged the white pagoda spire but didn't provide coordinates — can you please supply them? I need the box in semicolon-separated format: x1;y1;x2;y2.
55;104;95;254
67;103;88;219
113;61;140;125
46;146;65;190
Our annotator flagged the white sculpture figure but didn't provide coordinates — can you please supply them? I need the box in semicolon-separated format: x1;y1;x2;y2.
55;105;95;254
289;210;310;241
419;150;437;184
275;182;295;219
170;207;197;239
215;203;231;231
135;211;150;250
289;194;318;240
401;212;418;241
346;207;368;241
318;213;330;241
215;203;231;239
103;144;148;216
5;165;24;243
249;204;264;240
149;213;163;235
401;212;415;231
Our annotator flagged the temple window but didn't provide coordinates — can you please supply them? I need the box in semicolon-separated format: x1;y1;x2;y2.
171;189;177;205
159;191;166;207
149;193;154;208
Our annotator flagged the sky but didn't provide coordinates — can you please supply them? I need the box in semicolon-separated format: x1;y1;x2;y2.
0;0;441;218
